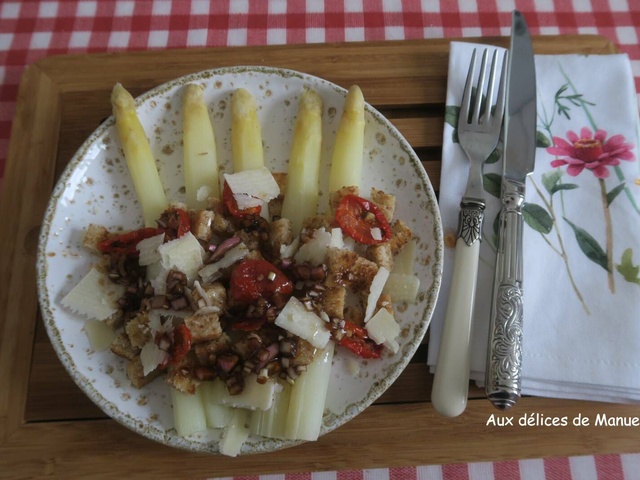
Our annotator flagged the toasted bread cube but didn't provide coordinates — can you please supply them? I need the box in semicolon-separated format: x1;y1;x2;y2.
366;242;394;271
194;332;233;365
208;198;235;235
165;354;200;394
127;356;161;388
377;293;394;316
326;247;379;293
192;281;227;311
190;209;214;242
184;311;223;344
268;217;294;255
320;285;346;319
83;224;110;254
302;214;333;231
370;187;396;222
389;219;413;256
110;332;140;360
125;312;151;348
329;185;360;216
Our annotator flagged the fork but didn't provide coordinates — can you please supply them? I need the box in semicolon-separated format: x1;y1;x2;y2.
432;48;507;417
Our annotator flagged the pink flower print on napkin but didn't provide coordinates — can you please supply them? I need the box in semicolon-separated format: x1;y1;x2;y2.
547;127;635;178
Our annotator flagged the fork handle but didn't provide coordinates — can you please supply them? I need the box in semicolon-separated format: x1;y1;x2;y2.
432;201;483;417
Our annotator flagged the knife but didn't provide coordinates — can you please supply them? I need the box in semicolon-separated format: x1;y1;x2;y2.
485;10;536;410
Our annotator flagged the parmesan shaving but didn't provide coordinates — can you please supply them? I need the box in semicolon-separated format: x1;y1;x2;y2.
61;267;125;320
84;319;116;351
392;239;417;275
158;231;205;282
137;232;165;266
196;305;222;315
275;297;330;349
382;273;421;303
280;236;300;259
223;166;280;204
146;261;168;295
363;266;390;324
196;185;213;203
140;341;167;375
193;280;211;306
294;228;332;265
366;308;400;353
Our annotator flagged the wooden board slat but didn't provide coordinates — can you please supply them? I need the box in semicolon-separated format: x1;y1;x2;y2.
2;35;633;478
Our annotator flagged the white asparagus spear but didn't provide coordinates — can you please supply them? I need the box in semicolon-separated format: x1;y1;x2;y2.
231;88;264;172
328;85;365;193
111;83;168;227
281;89;323;235
182;83;220;208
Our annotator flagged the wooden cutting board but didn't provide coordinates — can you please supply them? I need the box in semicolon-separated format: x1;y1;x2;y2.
1;35;637;479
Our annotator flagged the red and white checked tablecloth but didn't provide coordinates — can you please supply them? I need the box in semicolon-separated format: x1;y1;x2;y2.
1;1;640;479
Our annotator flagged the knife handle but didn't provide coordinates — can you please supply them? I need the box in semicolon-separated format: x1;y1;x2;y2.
485;179;525;410
432;201;483;417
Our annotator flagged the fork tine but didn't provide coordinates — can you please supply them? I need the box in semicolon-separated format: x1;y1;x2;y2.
471;49;489;124
480;50;499;125
493;52;509;125
459;49;477;126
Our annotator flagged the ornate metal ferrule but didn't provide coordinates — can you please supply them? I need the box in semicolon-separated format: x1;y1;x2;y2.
456;200;485;246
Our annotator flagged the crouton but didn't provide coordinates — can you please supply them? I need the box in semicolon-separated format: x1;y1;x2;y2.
302;214;333;231
194;333;233;365
83;224;110;254
366;242;394;271
236;229;261;252
189;209;214;242
184;311;223;344
376;293;394;316
266;172;287;220
370;188;396;222
326;247;379;293
207;198;235;235
165;353;200;394
127;356;161;388
191;281;227;311
344;304;365;326
320;285;346;319
125;312;151;348
268;217;293;255
105;309;125;330
329;185;360;216
389;219;413;256
271;172;288;195
290;337;316;368
110;332;140;360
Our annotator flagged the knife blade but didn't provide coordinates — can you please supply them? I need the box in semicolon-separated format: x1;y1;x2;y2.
485;10;536;410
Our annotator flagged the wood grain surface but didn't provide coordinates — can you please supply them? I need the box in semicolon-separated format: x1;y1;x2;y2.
2;35;637;479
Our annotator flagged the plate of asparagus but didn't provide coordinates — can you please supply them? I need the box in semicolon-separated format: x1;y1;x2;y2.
36;66;443;455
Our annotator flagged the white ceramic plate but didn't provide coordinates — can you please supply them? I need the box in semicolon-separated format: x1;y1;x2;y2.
36;66;443;454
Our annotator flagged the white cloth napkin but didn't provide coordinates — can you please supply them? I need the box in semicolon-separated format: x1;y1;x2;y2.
427;41;640;403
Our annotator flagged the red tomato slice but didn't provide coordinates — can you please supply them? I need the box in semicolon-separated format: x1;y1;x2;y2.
230;259;293;304
175;208;191;238
223;181;262;218
335;194;392;245
169;324;192;364
232;317;267;332
158;324;192;369
336;320;383;359
97;227;161;256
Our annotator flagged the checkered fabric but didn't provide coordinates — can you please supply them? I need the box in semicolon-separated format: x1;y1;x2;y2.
1;1;639;478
